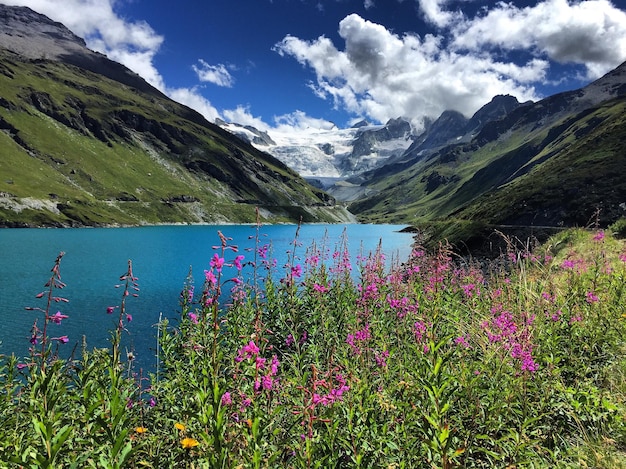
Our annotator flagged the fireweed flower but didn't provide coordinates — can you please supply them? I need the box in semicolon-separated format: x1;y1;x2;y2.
313;283;329;293
454;335;471;349
50;311;68;324
346;324;371;355
210;253;225;272
204;269;217;286
414;321;427;343
188;312;198;324
106;306;115;314
52;336;69;344
291;264;303;278
593;230;605;242
221;392;232;406
236;340;260;362
234;254;245;271
271;355;280;375
586;291;599;303
375;350;390;368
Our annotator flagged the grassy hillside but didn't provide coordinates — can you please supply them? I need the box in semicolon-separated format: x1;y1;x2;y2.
350;91;626;248
0;50;349;226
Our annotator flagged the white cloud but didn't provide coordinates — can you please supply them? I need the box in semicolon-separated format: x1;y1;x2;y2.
192;60;235;87
275;1;626;129
223;105;271;131
453;0;626;79
275;13;542;128
168;87;221;122
417;0;463;27
273;110;338;132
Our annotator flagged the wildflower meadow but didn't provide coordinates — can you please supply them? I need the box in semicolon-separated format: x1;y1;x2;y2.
1;224;625;468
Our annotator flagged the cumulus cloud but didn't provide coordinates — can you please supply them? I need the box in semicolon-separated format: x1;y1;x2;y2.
273;110;338;132
453;0;626;78
192;60;235;87
275;14;542;127
417;0;463;27
275;1;626;128
168;87;221;122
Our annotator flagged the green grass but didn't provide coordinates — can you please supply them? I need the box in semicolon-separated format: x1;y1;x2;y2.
1;226;625;467
350;97;626;245
0;51;340;226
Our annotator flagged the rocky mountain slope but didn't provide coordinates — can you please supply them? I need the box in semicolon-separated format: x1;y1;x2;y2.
219;117;414;183
0;4;353;227
349;61;626;247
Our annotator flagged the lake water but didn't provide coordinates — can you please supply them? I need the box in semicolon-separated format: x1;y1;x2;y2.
0;224;414;370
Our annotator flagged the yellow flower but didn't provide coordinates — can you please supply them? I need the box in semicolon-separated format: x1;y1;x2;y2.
174;422;186;431
134;426;148;434
181;437;199;449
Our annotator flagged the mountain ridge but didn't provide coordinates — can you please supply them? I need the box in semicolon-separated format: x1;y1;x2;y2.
348;60;626;249
0;4;353;227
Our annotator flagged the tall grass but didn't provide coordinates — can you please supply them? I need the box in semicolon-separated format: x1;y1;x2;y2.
1;225;625;468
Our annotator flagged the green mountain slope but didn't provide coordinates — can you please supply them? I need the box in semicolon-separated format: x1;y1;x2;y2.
0;7;351;227
349;63;626;246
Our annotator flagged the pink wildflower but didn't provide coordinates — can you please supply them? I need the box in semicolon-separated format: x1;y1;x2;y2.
261;375;273;391
413;321;427;342
204;269;217;286
50;311;68;324
234;255;245;271
375;350;390;368
221;392;232;406
586;291;599;303
313;283;328;293
454;335;471;349
291;264;302;278
593;230;605;242
236;340;260;362
270;355;280;375
210;253;225;272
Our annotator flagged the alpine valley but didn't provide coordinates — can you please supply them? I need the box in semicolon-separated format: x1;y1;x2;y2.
0;4;353;227
2;4;626;251
222;64;626;249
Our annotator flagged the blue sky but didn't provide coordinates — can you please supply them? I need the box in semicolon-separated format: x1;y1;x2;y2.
4;0;626;133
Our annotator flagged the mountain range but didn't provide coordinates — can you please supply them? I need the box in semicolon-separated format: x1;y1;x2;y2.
1;3;625;252
0;4;353;227
221;59;626;249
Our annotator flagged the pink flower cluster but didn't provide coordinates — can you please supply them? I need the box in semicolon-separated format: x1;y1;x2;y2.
311;373;350;407
346;324;371;355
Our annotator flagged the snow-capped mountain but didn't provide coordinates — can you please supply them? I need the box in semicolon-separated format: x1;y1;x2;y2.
217;118;414;182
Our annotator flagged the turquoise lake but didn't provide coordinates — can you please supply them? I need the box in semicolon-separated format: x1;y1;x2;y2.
0;224;414;370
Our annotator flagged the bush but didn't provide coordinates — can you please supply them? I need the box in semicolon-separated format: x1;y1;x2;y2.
610;217;626;238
